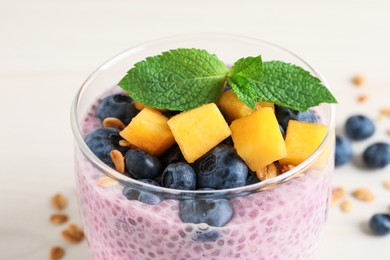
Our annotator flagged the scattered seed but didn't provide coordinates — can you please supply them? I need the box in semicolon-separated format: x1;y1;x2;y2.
352;188;375;202
110;150;125;173
97;176;118;187
119;139;131;147
351;74;365;86
256;163;278;181
357;94;368;103
380;107;390;116
50;246;65;260
50;213;69;225
383;181;390;190
51;193;68;210
331;187;346;205
61;224;84;243
102;117;126;130
339;200;353;213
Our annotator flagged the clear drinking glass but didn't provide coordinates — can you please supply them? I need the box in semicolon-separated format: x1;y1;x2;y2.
71;34;335;260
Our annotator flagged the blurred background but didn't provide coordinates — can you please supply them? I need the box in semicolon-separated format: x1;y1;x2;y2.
0;0;389;259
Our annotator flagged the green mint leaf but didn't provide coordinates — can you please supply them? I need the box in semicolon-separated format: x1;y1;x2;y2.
118;48;228;111
227;56;263;78
228;58;337;111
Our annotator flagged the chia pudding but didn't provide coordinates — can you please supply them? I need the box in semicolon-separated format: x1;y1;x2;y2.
71;35;335;260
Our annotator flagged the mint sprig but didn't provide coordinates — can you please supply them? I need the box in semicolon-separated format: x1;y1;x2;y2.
119;48;228;111
118;48;337;112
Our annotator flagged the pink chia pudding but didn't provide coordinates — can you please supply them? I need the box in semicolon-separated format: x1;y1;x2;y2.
74;88;333;260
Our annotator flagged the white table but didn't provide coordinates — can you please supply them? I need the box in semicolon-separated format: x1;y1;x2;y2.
0;0;389;259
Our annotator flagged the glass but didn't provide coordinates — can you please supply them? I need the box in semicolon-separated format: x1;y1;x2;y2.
71;34;335;260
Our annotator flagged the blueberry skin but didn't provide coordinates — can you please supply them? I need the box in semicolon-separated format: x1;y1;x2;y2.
97;93;139;125
160;145;185;167
85;128;129;167
246;172;260;185
179;199;233;227
345;115;375;141
162;163;196;190
275;105;318;131
124;149;162;179
362;142;390;169
122;179;162;205
194;230;220;242
195;144;248;189
335;135;353;167
369;213;390;235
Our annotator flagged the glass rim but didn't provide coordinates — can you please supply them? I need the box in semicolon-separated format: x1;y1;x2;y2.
70;33;336;197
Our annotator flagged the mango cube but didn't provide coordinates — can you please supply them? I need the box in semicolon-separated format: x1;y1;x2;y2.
167;103;231;163
279;120;328;166
217;90;274;123
230;107;287;171
120;107;175;156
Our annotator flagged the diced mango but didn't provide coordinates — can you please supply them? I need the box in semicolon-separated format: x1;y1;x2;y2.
167;103;231;163
120;107;175;156
279;120;328;166
217;90;274;122
230;107;287;171
133;101;168;113
217;90;252;122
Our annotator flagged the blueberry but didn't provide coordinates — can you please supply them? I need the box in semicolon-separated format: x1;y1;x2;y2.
85;128;129;167
179;198;233;227
362;142;390;169
246;171;260;185
335;135;353;167
97;93;139;125
221;136;234;146
345;115;375;141
194;230;220;242
195;144;248;189
122;179;162;205
369;213;390;235
279;124;285;137
162;163;196;190
275;105;317;131
160;145;185;167
124;149;162;179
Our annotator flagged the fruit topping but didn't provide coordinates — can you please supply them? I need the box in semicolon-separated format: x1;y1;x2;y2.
97;93;139;125
345;115;375;141
161;162;196;190
362;142;390;169
124;149;162;179
120;107;175;156
85;128;129;167
230;107;287;171
179;197;233;227
122;179;162;205
167;103;231;163
335;135;353;167
279;120;328;166
369;213;390;236
160;145;185;167
195;144;248;189
275;105;317;131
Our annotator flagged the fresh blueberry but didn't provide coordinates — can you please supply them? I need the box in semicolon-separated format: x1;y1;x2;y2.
279;124;285;137
275;105;317;131
246;171;260;185
335;135;353;167
160;145;185;167
162;163;196;190
221;136;234;146
124;149;162;179
122;179;162;205
97;93;139;125
362;142;390;169
369;213;390;235
195;144;248;189
179;198;233;227
194;230;220;242
85;128;129;167
345;115;375;141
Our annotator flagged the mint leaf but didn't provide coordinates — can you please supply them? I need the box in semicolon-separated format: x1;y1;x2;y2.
228;58;337;111
118;48;228;111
